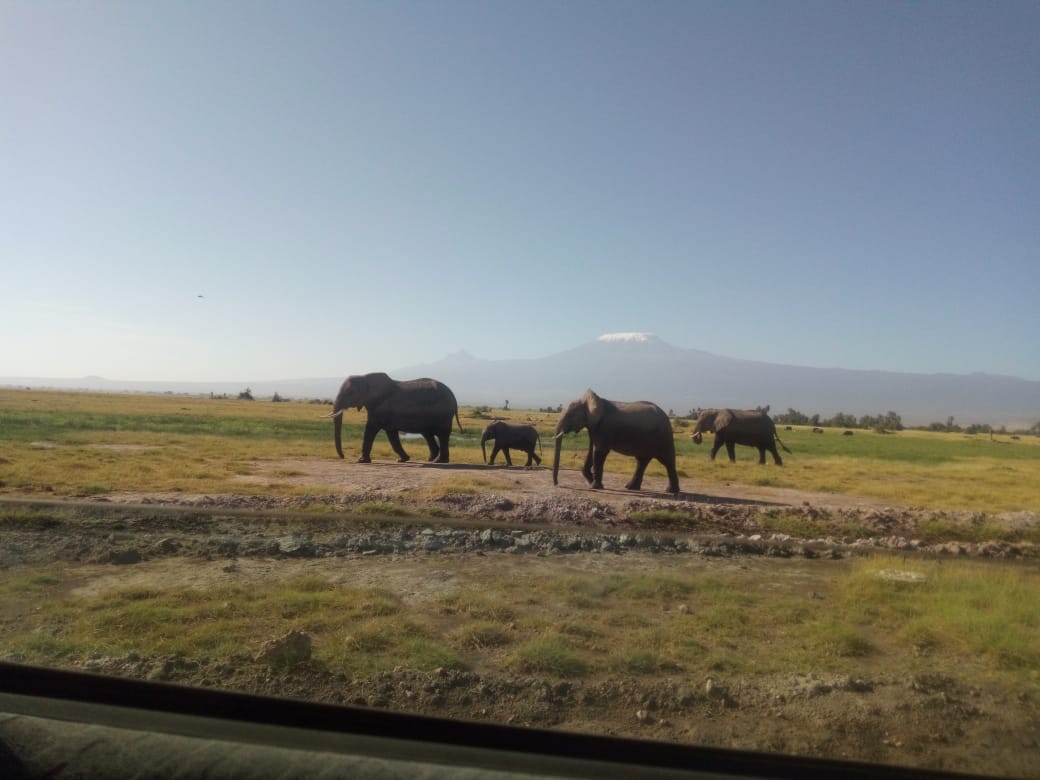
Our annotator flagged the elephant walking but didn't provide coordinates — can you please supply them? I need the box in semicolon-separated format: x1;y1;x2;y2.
692;408;790;465
328;373;462;463
481;421;542;467
552;389;680;494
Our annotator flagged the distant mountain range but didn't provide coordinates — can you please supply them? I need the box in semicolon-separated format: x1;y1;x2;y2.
4;333;1038;427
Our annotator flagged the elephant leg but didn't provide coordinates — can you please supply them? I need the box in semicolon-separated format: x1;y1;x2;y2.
582;443;595;486
434;430;450;463
709;441;721;461
502;448;513;467
422;433;440;462
488;443;500;465
385;430;410;463
662;458;680;494
725;441;736;463
359;423;381;463
626;457;650;491
528;449;541;467
769;446;783;466
591;447;609;489
757;446;767;465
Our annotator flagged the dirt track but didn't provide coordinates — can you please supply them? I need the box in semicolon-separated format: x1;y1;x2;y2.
2;459;1039;777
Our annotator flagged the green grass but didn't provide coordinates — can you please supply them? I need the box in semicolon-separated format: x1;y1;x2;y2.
834;557;1040;671
508;637;588;677
2;388;1038;511
1;571;464;676
2;555;1037;690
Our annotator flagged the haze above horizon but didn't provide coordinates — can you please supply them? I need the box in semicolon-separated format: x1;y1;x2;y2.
3;2;1038;384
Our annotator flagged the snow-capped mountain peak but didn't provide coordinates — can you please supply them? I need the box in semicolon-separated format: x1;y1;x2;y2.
596;332;657;344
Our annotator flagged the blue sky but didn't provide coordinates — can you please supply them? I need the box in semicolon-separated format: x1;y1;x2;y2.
2;1;1038;383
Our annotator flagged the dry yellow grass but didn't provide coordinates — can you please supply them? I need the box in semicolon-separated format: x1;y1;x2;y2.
2;389;1038;512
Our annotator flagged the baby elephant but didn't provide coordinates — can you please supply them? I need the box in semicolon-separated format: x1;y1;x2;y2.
481;421;542;467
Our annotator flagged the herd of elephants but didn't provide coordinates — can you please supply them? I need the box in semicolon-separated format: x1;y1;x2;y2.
328;372;791;496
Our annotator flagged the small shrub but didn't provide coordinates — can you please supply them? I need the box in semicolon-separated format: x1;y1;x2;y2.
814;623;875;658
608;650;665;675
354;500;413;517
453;623;512;650
509;637;587;677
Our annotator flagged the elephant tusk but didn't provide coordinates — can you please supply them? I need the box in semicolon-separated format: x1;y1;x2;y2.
553;432;566;441
323;410;345;419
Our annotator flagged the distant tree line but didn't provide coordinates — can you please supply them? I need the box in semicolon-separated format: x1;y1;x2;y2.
920;417;1040;436
768;409;1039;435
770;408;904;431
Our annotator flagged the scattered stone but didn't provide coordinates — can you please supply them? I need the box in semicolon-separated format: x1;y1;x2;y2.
272;534;316;557
255;629;312;667
876;569;927;583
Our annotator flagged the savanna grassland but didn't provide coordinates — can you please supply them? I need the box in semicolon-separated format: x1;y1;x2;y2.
3;387;1039;512
1;388;1039;777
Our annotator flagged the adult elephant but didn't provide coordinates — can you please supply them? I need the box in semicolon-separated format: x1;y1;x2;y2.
692;408;790;465
328;373;462;463
480;421;542;467
552;389;680;494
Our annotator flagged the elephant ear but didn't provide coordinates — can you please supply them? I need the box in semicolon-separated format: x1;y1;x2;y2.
362;372;395;405
715;409;735;432
582;389;607;430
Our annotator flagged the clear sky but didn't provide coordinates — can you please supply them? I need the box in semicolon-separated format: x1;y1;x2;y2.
2;1;1038;383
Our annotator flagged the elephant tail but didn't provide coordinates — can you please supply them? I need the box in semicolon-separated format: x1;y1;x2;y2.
776;433;792;454
455;410;463;434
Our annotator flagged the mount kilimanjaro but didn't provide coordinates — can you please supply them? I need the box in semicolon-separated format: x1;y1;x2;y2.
395;333;1039;428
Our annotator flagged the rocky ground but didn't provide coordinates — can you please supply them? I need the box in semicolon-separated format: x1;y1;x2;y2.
2;460;1039;777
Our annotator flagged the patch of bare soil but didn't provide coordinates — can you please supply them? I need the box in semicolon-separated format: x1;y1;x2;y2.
3;459;1039;777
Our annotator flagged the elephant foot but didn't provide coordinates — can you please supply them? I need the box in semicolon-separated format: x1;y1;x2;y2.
624;483;643;491
397;455;410;463
433;456;449;464
667;485;680;495
357;455;372;464
591;481;604;490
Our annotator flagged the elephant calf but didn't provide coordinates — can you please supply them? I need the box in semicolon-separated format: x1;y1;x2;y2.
481;421;542;467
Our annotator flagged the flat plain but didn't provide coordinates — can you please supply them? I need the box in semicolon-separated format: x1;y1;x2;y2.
1;389;1038;777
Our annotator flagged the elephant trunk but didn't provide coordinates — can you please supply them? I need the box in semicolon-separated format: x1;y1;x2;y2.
552;433;563;485
480;432;489;464
693;432;703;445
333;410;345;459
